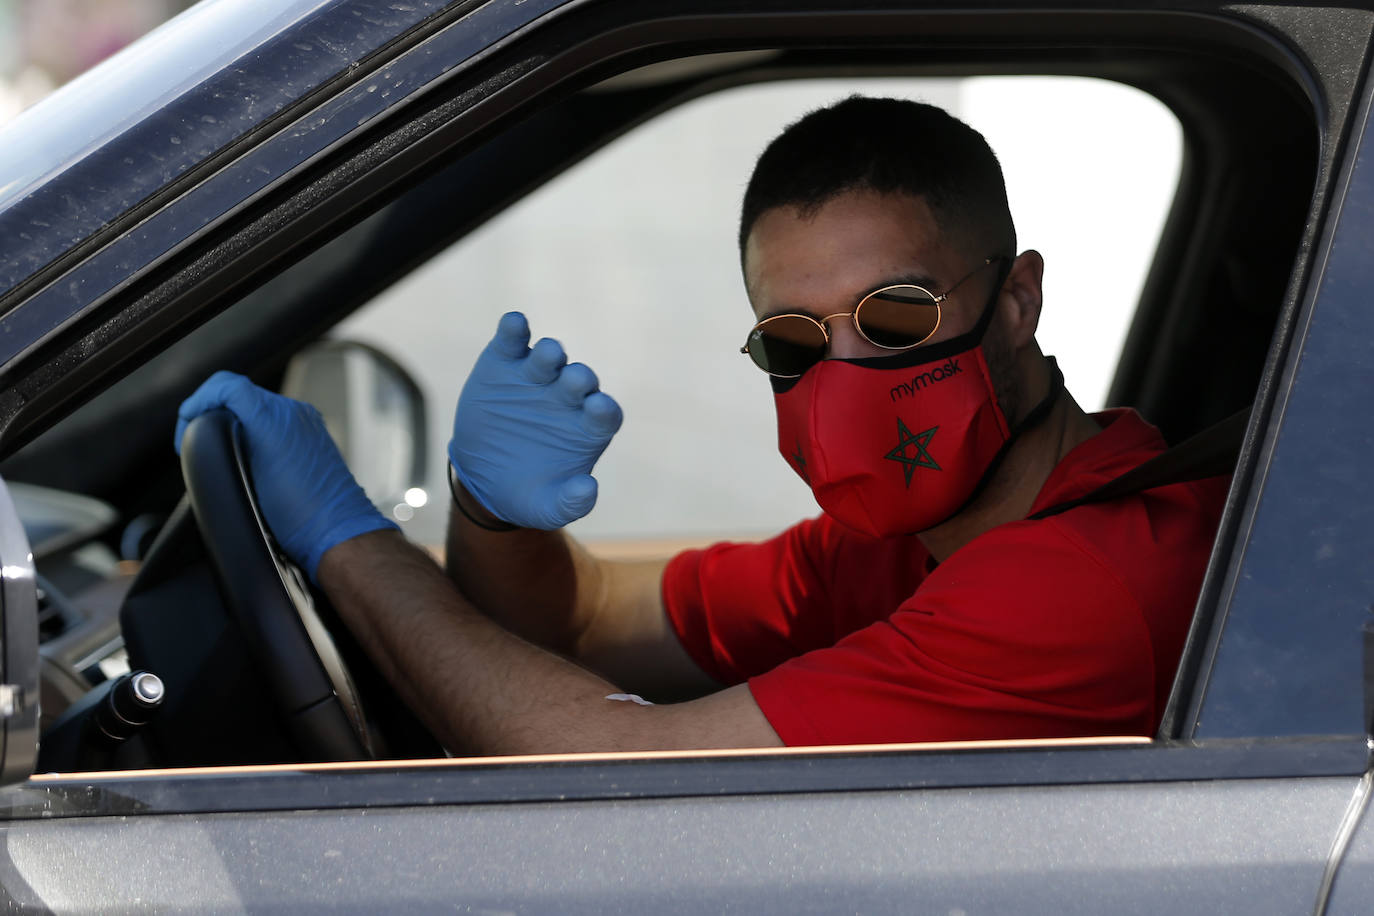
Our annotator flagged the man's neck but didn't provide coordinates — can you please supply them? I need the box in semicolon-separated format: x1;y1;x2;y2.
917;384;1101;563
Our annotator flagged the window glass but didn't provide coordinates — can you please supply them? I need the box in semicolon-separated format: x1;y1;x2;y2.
337;76;1182;548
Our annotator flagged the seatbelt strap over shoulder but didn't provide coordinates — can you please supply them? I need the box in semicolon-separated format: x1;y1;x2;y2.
1028;407;1248;521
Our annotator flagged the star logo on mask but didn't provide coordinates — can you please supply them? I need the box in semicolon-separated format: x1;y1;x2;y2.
790;439;809;483
884;419;940;486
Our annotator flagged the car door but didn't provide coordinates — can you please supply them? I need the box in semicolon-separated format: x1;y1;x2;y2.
0;1;1372;912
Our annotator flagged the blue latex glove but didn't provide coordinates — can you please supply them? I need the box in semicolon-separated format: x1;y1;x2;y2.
450;312;623;529
174;370;399;581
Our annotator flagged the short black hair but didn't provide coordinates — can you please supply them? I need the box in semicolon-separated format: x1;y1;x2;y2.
739;96;1016;264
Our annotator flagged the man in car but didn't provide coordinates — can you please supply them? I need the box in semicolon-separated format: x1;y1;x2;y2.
176;97;1227;754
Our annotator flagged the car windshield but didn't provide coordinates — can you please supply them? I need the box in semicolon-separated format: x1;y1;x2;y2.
0;0;329;211
0;0;454;302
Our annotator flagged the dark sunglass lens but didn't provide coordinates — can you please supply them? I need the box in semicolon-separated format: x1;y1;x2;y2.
748;317;827;375
856;286;939;348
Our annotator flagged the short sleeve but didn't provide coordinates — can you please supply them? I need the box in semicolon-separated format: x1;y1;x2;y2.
663;516;930;685
746;520;1158;746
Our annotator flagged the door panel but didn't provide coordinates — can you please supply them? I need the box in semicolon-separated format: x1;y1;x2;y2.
0;776;1353;912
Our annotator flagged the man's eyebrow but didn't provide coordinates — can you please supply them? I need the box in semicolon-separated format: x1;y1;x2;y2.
757;273;941;320
877;272;940;291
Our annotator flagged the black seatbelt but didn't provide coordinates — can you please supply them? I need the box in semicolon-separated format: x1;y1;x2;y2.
1028;407;1248;521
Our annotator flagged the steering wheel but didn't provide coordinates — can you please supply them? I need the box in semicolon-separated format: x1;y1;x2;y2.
179;408;373;761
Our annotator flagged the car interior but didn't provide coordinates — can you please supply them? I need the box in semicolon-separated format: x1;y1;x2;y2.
0;8;1330;772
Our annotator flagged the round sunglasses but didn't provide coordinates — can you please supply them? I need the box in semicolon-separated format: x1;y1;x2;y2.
740;257;1004;378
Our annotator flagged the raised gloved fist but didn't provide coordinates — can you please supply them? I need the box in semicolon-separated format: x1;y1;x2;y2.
450;312;623;530
175;370;398;581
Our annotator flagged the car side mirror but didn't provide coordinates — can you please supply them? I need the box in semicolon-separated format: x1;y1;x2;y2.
281;340;429;523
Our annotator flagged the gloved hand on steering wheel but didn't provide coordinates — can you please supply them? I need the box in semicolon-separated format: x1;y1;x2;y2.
450;311;624;530
175;370;398;581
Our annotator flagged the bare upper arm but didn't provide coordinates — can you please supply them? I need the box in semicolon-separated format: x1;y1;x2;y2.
573;554;723;702
634;682;783;750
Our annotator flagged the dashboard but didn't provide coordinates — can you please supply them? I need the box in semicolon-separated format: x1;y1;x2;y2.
16;481;137;738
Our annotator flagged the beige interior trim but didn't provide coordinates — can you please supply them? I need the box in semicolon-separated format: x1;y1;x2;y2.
423;534;734;564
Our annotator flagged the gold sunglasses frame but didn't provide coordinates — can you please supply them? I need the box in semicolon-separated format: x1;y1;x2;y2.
740;257;1001;378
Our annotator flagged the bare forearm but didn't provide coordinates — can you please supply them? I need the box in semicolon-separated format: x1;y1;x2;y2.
318;530;778;755
326;529;625;753
443;486;677;682
444;494;592;652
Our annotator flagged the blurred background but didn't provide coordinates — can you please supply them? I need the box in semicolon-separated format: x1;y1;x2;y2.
1;2;1181;548
0;0;192;123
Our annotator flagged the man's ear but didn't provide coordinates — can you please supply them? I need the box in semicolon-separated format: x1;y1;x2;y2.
998;250;1045;350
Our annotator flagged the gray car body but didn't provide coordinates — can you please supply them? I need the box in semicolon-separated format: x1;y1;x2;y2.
0;0;1370;911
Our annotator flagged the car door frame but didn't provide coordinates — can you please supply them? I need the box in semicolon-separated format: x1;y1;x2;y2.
0;0;1372;908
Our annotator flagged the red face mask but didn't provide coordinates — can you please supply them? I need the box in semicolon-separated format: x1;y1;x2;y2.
773;298;1061;539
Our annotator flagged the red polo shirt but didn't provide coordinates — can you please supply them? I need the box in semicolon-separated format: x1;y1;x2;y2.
662;409;1228;746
